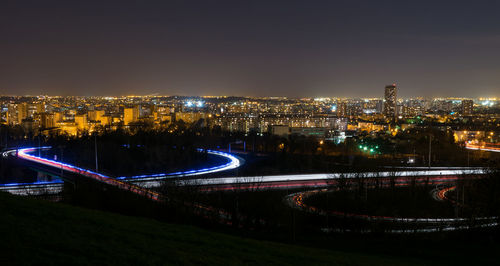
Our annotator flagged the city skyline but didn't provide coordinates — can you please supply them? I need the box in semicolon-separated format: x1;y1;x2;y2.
1;93;498;100
2;1;500;98
1;82;499;99
1;2;499;264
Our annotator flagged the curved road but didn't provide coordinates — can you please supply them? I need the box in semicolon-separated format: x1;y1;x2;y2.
0;146;241;196
1;146;494;233
0;146;486;196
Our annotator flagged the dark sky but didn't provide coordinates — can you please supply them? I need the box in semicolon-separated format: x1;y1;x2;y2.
1;0;500;98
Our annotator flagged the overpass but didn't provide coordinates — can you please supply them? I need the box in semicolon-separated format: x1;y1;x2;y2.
2;147;162;200
0;146;242;196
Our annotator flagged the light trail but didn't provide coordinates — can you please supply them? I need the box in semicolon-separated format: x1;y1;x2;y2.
285;185;498;232
0;147;239;226
133;169;484;189
1;147;485;194
2;147;482;191
286;187;496;223
465;143;500;152
2;146;495;233
15;147;162;201
0;147;242;195
0;182;64;196
116;149;242;180
198;176;465;192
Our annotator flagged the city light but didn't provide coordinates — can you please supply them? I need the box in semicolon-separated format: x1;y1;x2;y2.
359;144;379;154
2;1;500;262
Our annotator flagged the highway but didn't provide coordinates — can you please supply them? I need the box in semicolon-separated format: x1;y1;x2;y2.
116;148;242;180
0;181;64;196
0;146;242;196
286;186;496;223
0;146;495;233
465;142;500;152
1;169;480;195
284;182;498;233
0;146;485;195
12;147;163;201
133;168;484;189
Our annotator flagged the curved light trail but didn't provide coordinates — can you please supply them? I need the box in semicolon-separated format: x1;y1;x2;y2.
1;146;494;233
286;188;496;223
1;147;239;226
117;148;242;180
134;169;484;189
285;182;498;232
13;147;162;201
0;146;485;194
0;146;242;195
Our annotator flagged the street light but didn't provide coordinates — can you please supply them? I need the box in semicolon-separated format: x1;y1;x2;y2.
94;132;99;172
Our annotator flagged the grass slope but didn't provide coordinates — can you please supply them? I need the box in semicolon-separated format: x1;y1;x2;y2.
0;192;428;265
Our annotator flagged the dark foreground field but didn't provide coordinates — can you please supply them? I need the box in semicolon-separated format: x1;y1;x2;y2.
0;192;499;265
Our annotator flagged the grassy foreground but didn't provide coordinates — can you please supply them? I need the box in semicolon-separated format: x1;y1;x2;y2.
0;192;498;265
0;192;430;265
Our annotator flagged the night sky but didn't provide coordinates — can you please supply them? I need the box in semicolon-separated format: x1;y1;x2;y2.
1;0;500;98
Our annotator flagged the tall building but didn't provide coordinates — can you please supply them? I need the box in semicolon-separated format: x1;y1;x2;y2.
337;102;347;117
53;112;63;123
40;113;55;128
88;110;106;122
123;106;139;125
75;114;88;130
461;100;473;115
17;103;28;124
35;102;45;114
100;115;112;126
7;104;16;125
384;84;397;120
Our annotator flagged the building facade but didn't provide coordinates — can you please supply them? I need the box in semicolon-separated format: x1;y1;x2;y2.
461;100;473;115
384;84;397;120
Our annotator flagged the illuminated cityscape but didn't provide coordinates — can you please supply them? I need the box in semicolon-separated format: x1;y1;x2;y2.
1;1;500;265
2;87;498;148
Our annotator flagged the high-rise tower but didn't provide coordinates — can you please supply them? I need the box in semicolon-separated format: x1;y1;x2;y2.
124;106;139;125
461;100;473;115
17;103;28;124
384;84;397;120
